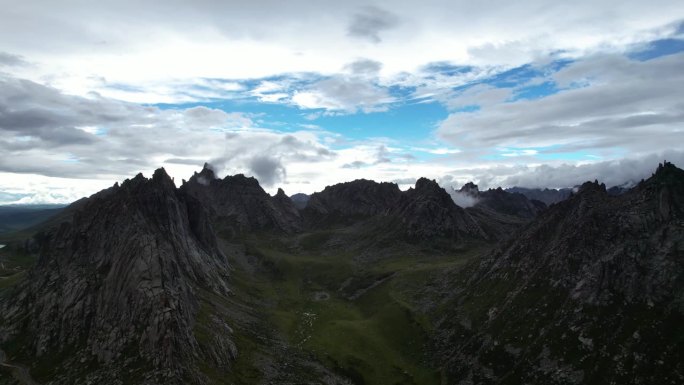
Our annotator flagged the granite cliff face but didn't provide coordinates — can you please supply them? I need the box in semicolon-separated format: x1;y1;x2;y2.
0;168;234;384
458;182;547;219
433;162;684;384
395;178;486;241
303;179;403;221
452;182;547;240
302;177;488;242
182;164;302;236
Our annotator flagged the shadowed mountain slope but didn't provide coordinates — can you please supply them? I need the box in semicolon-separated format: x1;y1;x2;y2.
432;162;684;384
1;169;233;384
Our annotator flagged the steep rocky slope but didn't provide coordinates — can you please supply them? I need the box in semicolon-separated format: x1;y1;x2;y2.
303;179;403;223
2;162;681;385
0;169;234;384
432;162;684;384
453;182;547;240
182;164;301;236
303;177;489;242
456;182;546;219
506;186;573;205
395;178;486;241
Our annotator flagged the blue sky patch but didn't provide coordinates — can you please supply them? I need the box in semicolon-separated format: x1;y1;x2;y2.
629;38;684;61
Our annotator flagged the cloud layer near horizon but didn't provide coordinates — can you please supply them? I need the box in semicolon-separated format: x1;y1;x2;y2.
1;70;681;203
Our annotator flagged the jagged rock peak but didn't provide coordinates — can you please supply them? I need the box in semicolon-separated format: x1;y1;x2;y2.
222;173;261;188
187;162;217;186
322;178;398;190
578;179;607;194
434;162;684;384
199;162;217;179
304;179;402;219
120;172;150;189
651;161;684;182
655;160;677;174
276;187;287;197
412;178;456;204
118;168;175;192
414;177;442;192
0;166;232;383
152;167;175;187
182;167;302;234
459;182;479;195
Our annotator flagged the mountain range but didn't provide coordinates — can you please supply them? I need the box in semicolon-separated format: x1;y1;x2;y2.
0;162;682;385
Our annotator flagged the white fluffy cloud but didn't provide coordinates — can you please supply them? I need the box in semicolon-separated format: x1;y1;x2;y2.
1;1;682;101
291;76;394;113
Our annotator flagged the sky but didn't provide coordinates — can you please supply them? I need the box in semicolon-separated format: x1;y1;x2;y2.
1;0;683;204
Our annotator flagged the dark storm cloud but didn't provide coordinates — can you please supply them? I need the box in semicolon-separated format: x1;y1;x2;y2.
347;6;399;43
247;155;286;186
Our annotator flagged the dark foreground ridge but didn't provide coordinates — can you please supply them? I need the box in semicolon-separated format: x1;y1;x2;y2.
0;162;682;384
432;162;684;384
1;168;233;384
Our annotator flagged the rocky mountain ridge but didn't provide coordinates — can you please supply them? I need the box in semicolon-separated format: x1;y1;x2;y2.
1;168;234;384
460;183;547;219
432;162;684;384
0;162;681;385
181;163;302;235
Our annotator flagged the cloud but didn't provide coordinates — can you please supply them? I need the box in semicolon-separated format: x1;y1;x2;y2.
344;58;383;76
392;177;417;185
0;191;30;204
291;76;393;113
0;171;114;205
247;155;286;186
446;84;513;110
411;147;462;155
0;52;29;67
433;175;480;208
0;0;682;105
342;160;369;169
497;150;684;189
448;189;479;208
438;53;684;156
340;145;414;169
347;6;399;43
1;6;683;203
0;74;336;185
